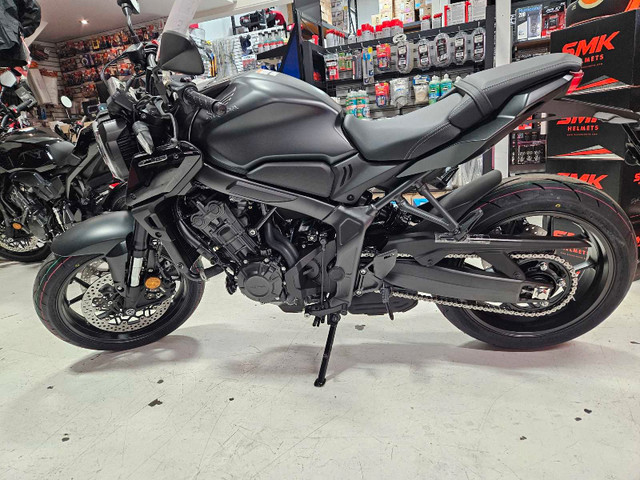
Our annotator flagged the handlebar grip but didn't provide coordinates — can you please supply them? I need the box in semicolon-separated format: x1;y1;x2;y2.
183;87;227;117
15;98;35;113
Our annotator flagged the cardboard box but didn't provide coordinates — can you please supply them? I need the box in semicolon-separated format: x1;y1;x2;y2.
550;9;640;91
394;0;415;21
548;10;640;159
418;4;432;19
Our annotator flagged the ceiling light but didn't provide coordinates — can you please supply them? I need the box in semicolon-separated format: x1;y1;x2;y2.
80;19;89;25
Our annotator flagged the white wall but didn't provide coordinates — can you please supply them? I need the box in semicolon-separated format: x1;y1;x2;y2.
200;17;234;39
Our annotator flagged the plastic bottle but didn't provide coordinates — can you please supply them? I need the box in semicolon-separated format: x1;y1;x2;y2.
440;73;453;96
428;75;441;104
375;24;383;39
382;20;391;38
391;19;403;37
432;13;443;28
421;15;432;31
455;75;462;84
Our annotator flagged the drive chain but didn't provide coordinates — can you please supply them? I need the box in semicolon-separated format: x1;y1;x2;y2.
361;252;579;317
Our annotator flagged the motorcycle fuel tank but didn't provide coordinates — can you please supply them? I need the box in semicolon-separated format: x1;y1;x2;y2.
190;71;356;175
0;128;62;172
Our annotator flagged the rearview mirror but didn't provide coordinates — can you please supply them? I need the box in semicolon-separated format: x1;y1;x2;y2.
60;96;73;108
157;31;204;76
0;70;18;88
117;0;140;14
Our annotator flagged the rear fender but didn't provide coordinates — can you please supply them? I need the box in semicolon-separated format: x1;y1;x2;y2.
411;170;503;232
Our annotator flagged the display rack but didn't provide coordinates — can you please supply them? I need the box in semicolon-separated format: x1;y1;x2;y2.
508;0;569;176
321;14;495;119
56;18;165;104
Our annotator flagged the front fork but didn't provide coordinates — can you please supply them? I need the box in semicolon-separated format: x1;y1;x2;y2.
103;221;150;311
124;222;149;309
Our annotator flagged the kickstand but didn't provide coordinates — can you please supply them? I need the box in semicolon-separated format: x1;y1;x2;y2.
314;313;341;387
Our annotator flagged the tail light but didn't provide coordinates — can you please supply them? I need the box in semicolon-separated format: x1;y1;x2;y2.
566;70;584;94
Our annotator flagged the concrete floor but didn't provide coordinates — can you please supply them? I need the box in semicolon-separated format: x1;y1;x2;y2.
1;260;639;480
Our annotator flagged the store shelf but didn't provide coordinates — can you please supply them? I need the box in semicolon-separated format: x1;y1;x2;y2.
327;63;477;85
513;37;551;51
256;44;288;60
324;19;487;54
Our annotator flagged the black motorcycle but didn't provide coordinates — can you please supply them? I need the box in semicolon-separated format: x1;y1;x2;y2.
33;1;640;387
0;70;126;262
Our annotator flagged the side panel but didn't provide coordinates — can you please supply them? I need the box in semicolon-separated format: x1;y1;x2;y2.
247;161;335;197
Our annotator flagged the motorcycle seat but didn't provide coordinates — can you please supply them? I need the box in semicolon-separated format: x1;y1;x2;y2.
48;140;82;167
342;53;582;162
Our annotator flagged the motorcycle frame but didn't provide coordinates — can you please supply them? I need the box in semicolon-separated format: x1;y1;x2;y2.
121;72;634;314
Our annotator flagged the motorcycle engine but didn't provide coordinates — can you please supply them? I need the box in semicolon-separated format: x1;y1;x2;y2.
7;185;51;240
187;197;285;304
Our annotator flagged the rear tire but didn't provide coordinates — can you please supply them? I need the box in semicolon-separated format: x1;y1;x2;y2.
437;175;637;349
33;254;205;350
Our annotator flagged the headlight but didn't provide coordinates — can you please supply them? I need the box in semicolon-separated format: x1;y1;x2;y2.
93;114;139;181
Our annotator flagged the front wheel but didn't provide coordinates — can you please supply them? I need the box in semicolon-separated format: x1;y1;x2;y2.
0;225;50;262
437;175;637;349
33;254;205;350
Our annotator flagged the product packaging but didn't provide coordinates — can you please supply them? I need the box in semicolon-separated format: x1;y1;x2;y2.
375;82;390;107
453;31;468;65
433;32;451;67
396;40;413;74
444;1;470;26
471;27;486;63
362;47;375;85
417;38;431;70
469;0;487;21
413;74;430;104
352;50;362;79
390;77;410;108
541;2;565;37
325;53;340;81
376;43;392;71
515;5;543;43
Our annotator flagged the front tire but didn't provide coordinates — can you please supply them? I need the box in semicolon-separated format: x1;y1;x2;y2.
437;175;637;349
0;242;50;263
33;254;205;350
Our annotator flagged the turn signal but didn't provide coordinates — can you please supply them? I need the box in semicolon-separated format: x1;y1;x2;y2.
12;223;22;230
144;277;162;290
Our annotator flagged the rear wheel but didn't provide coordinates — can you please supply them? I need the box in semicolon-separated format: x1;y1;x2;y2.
437;175;637;349
33;254;205;350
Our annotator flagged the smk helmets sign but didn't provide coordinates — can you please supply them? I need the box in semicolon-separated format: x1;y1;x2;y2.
557;172;609;189
562;31;619;64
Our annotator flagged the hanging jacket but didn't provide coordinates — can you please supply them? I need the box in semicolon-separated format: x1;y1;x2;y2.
0;0;42;52
0;0;40;67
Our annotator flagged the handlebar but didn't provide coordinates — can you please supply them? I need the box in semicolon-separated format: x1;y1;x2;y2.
182;87;227;117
